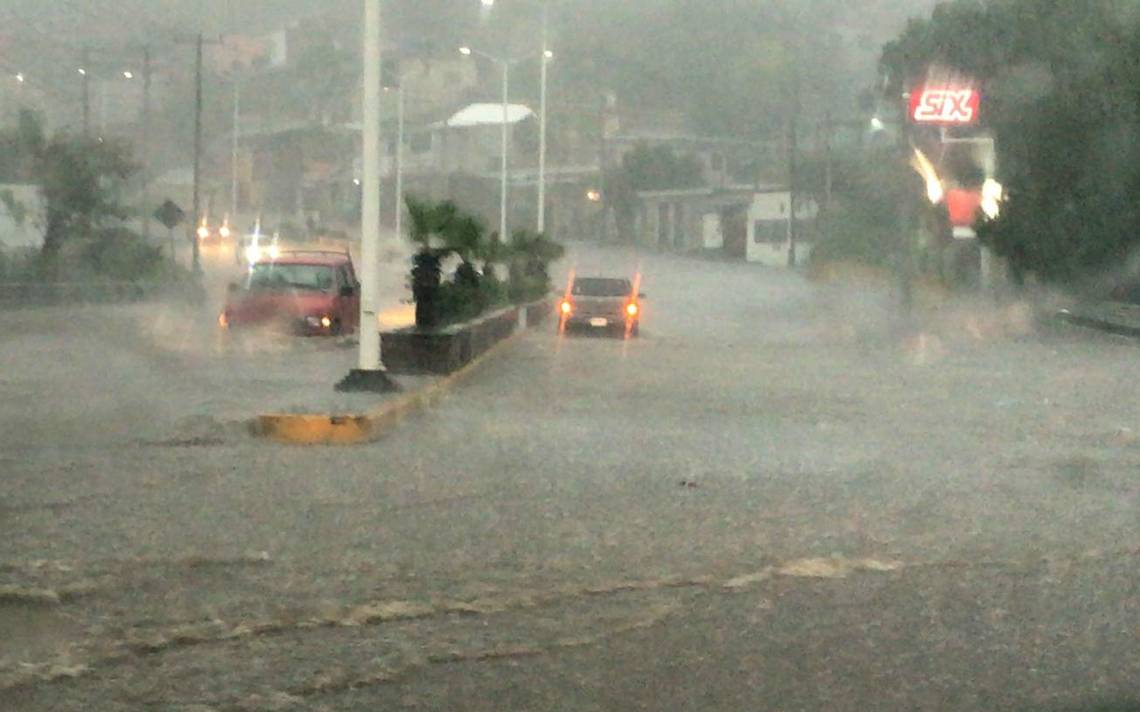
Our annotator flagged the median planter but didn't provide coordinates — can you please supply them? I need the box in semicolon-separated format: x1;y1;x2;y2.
381;299;550;375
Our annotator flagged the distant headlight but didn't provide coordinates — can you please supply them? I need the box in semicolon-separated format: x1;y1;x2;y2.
245;245;260;263
219;225;232;239
268;244;280;260
304;315;333;329
626;302;639;317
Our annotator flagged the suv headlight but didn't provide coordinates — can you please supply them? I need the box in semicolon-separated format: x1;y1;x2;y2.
304;315;333;329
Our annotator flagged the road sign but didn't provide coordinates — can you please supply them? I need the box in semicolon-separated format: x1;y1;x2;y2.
155;199;186;230
909;87;980;126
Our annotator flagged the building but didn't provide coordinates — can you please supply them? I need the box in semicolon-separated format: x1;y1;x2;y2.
0;184;43;252
631;186;755;254
745;189;818;266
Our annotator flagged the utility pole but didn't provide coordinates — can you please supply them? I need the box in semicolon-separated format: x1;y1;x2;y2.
598;92;609;243
394;83;404;240
499;61;509;242
80;48;90;136
191;32;203;275
786;66;801;269
231;75;240;220
787;114;799;268
537;3;549;234
823;110;833;211
141;46;152;242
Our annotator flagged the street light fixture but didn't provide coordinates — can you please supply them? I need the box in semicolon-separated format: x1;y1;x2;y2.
122;70;134;79
15;73;25;83
458;43;553;240
459;45;515;242
77;67;87;76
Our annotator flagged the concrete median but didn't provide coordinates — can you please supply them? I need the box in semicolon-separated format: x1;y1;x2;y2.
251;304;548;445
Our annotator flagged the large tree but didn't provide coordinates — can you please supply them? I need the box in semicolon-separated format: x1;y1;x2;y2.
880;0;1140;286
1;111;141;279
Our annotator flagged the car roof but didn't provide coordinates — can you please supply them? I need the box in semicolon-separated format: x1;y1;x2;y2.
255;251;351;267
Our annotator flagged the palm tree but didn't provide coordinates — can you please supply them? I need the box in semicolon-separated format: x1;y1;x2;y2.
442;213;485;292
508;230;565;302
405;196;458;328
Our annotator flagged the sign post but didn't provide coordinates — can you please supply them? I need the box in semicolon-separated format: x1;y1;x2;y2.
155;199;186;264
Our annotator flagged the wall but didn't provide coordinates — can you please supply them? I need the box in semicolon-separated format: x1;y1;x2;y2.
0;184;44;251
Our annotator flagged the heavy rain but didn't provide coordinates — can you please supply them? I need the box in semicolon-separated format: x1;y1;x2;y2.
2;1;1140;710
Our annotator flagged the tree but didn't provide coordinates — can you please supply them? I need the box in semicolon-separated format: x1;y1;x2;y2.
405;196;457;329
0;111;137;279
507;229;565;303
879;0;1140;287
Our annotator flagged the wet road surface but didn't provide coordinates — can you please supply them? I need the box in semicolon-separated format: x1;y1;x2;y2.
2;244;1139;710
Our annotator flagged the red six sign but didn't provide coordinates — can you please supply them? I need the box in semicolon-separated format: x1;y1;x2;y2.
908;87;981;125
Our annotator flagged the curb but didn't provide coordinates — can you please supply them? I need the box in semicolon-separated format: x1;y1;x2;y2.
252;325;530;445
1055;310;1140;340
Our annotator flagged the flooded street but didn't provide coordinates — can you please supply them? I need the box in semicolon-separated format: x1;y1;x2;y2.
3;245;1139;710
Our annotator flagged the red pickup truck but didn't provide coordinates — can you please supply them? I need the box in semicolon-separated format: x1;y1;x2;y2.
219;250;360;336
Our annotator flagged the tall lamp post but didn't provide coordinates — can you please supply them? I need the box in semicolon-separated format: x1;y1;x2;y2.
459;45;512;242
459;45;550;241
538;44;553;234
337;0;397;392
476;0;553;235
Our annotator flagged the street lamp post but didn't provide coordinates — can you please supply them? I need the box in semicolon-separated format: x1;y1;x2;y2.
395;83;404;240
499;60;509;242
538;33;552;233
459;44;552;241
480;0;552;235
337;0;397;392
231;76;240;220
459;45;513;242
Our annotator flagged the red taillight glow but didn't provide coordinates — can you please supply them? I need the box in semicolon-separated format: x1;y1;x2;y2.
560;300;572;315
626;302;638;317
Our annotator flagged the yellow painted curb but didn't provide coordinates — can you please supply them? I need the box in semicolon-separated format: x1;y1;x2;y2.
253;324;533;445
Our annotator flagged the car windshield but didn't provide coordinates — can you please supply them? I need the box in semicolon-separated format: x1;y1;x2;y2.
247;263;335;292
572;278;632;297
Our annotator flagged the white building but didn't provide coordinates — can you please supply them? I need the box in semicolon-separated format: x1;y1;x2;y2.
745;189;817;266
0;184;44;251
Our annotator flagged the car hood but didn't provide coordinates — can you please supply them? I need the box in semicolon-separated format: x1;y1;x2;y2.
570;295;629;317
225;289;337;323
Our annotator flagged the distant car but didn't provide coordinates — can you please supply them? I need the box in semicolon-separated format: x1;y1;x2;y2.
237;232;281;265
219;250;360;336
558;276;643;336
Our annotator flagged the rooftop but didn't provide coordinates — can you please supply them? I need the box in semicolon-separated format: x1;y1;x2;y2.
446;103;535;128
